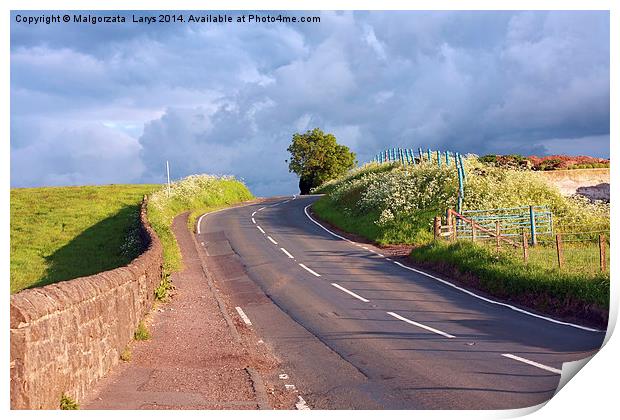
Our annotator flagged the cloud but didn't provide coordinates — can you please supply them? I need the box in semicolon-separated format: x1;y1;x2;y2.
11;122;144;187
10;10;610;194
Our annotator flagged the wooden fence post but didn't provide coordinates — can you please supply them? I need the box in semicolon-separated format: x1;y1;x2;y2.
434;216;441;240
451;216;457;241
495;221;500;252
600;234;607;272
522;231;529;262
556;234;563;269
472;223;477;242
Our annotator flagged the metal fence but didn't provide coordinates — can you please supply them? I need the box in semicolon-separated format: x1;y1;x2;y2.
374;147;467;212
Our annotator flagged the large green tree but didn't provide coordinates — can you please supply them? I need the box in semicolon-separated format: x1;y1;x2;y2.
287;128;357;194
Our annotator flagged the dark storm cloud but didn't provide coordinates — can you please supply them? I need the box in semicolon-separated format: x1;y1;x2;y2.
10;10;610;194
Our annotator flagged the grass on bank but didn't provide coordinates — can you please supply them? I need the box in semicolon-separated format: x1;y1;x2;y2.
146;175;253;278
409;240;610;311
10;184;159;294
311;159;610;320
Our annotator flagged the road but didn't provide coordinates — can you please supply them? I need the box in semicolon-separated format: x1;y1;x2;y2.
196;195;606;409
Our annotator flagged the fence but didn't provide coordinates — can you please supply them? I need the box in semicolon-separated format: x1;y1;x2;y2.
374;147;467;212
435;208;609;273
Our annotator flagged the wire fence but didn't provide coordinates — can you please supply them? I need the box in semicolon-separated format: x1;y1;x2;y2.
435;209;609;274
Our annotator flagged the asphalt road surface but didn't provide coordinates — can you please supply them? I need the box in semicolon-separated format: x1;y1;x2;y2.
196;195;606;409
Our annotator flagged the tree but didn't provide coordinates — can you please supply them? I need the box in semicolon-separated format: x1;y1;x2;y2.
286;128;357;194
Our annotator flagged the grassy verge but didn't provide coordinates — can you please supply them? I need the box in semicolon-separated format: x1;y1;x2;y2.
409;241;609;324
146;175;253;280
10;184;159;294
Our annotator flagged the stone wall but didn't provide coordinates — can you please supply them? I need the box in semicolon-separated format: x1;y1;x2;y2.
10;198;163;409
538;168;610;202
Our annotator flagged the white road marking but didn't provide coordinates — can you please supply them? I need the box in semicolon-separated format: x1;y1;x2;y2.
252;218;256;224
251;211;256;217
376;253;385;258
280;248;295;259
257;225;265;234
267;236;278;245
331;283;370;303
258;207;266;212
235;306;252;326
196;213;207;234
387;311;455;338
362;246;369;250
285;384;296;390
279;373;289;380
502;354;562;375
303;204;602;333
303;204;354;243
299;263;321;277
296;395;311;410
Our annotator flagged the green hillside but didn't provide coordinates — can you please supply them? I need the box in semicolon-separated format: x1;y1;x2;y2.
10;184;160;293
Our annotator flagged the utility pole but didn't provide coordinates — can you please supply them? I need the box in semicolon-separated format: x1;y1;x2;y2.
166;160;171;197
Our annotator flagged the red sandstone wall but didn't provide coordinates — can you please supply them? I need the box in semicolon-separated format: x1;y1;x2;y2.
10;199;163;409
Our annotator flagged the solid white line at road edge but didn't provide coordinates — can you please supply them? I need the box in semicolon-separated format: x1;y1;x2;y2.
235;306;252;326
502;353;562;375
303;204;602;333
299;263;321;277
331;283;370;303
280;248;295;259
387;312;455;338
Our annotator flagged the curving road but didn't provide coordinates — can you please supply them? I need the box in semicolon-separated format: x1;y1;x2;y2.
196;195;605;409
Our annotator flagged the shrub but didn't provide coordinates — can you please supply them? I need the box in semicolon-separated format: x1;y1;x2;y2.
60;394;79;410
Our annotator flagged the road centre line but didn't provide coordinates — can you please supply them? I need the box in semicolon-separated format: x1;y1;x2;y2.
299;263;321;277
252;218;256;224
501;353;562;375
295;395;311;410
235;306;253;326
331;283;370;303
257;225;265;234
387;312;455;338
280;248;295;259
303;204;602;333
267;236;278;245
251;211;256;217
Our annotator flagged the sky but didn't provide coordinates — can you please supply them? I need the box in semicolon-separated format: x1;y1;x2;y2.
10;10;610;196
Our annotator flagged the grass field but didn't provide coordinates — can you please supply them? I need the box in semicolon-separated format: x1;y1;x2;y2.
409;240;610;311
10;184;160;294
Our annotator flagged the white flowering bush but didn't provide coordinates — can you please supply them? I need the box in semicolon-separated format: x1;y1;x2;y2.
147;174;253;276
315;155;609;244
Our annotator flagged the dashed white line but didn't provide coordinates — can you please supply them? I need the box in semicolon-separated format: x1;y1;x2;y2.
280;248;295;259
267;236;278;245
251;211;257;217
299;263;321;277
387;311;455;339
303;203;601;333
235;306;252;326
362;246;369;250
295;395;311;410
251;218;256;224
331;283;370;303
501;354;562;375
258;207;266;212
257;225;265;234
